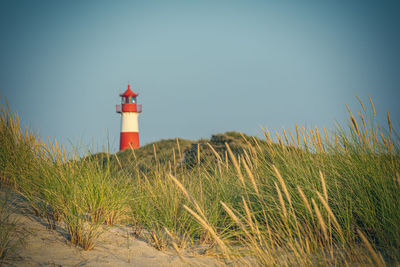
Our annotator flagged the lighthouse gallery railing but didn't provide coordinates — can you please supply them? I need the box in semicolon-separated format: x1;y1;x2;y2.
116;104;142;113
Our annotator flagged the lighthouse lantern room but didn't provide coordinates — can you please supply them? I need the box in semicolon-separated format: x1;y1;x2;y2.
116;84;142;150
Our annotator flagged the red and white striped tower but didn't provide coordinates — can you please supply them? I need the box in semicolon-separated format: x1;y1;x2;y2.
116;84;142;150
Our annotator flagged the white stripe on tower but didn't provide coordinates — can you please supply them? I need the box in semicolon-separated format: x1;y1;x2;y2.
121;113;139;132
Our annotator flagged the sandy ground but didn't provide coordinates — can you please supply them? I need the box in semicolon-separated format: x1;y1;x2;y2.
2;190;222;267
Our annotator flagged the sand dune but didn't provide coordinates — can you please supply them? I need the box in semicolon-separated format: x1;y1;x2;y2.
3;190;221;267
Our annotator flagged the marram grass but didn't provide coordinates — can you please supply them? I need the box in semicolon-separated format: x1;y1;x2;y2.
0;96;399;266
0;192;25;266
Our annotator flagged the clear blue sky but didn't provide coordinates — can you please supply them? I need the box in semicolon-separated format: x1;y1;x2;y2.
1;0;399;153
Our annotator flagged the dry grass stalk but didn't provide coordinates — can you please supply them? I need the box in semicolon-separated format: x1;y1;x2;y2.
241;197;258;235
54;138;60;161
272;165;292;208
387;138;393;154
242;159;259;196
130;145;137;160
356;95;366;113
299;127;308;148
380;131;388;152
334;133;339;148
151;229;166;250
309;129;318;152
225;143;245;188
282;127;289;145
304;128;313;149
61;143;67;162
351;116;361;139
319;170;328;202
197;143;200;165
288;128;296;146
296;125;300;145
312;198;328;242
220;201;251;238
373;133;381;152
183;205;231;258
251;136;263;154
266;128;272;144
358;111;369;146
207;142;222;162
315;127;324;153
54;138;61;158
225;150;228;169
114;153;123;169
168;161;172;174
221;200;268;262
276;132;284;150
387;110;392;135
357;229;386;267
153;144;157;162
168;174;207;221
72;146;76;161
260;126;269;144
275;182;287;218
13;112;21;139
243;150;253;170
297;186;312;216
217;160;222;176
48;137;55;155
316;192;343;241
164;227;186;262
369;95;376;119
346;104;361;138
176;138;182;158
172;148;176;166
239;132;253;152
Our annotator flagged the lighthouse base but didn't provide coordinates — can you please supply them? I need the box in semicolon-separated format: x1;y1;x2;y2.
120;132;140;150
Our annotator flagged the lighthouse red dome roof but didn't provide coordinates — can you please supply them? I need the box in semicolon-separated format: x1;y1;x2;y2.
120;84;138;97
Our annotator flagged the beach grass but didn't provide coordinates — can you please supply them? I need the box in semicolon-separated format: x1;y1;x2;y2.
0;192;24;266
0;96;399;265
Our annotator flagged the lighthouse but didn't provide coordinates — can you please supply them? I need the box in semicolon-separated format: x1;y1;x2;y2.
116;84;142;150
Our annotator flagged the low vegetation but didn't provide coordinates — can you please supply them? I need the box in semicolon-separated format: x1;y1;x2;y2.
0;192;24;266
0;96;399;266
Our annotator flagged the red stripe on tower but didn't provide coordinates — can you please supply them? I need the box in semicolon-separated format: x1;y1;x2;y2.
116;84;142;151
120;132;140;150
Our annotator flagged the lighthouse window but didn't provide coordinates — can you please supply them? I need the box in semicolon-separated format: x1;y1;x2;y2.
132;97;136;103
